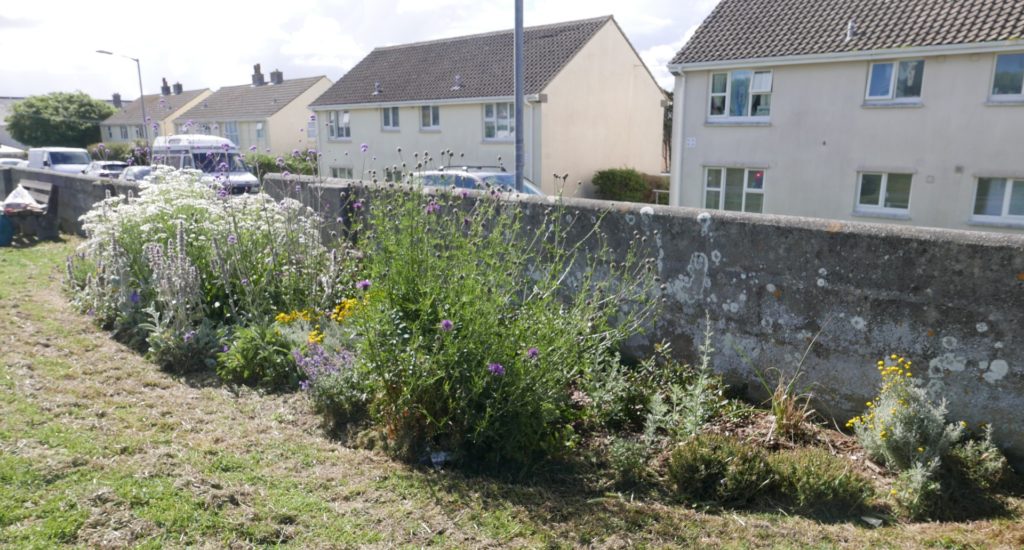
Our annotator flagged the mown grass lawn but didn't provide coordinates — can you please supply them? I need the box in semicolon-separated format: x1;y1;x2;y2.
1;240;1023;548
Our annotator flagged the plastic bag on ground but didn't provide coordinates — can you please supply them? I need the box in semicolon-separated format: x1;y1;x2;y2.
2;185;44;214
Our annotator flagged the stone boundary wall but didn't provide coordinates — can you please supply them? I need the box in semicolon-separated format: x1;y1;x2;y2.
1;167;139;235
4;166;1023;465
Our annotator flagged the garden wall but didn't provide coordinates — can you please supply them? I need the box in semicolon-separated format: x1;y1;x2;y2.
4;166;1023;464
1;167;139;235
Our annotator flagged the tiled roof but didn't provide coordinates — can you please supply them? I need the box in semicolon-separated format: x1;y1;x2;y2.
177;76;327;122
103;89;208;125
311;16;611;107
672;0;1024;65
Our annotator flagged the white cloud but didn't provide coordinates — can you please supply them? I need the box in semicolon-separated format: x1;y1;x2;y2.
640;24;700;90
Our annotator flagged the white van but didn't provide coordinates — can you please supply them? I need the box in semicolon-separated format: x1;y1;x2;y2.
27;147;92;174
151;134;258;193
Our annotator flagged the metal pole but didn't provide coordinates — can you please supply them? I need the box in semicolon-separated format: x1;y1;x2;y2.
514;0;524;192
135;57;149;146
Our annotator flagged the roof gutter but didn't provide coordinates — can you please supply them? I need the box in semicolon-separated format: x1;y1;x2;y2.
668;39;1024;73
310;94;546;111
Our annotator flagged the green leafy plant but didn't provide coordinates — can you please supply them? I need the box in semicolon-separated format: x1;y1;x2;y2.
949;426;1012;491
769;448;873;514
890;461;942;521
592;168;649;203
607;437;650;487
668;434;774;505
6;91;115;147
217;321;300;389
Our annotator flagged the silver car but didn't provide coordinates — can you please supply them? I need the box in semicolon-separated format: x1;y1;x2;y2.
413;167;543;195
83;161;129;178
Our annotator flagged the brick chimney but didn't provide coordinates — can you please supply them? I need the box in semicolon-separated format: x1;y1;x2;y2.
112;93;122;109
270;69;284;85
172;82;183;95
160;77;171;96
252;64;266;86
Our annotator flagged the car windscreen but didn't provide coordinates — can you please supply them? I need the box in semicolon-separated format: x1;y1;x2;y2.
479;174;515;188
50;151;91;165
192;152;248;174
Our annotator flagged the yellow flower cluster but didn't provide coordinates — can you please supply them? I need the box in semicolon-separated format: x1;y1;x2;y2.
308;327;325;344
276;309;314;324
331;298;360;323
846;354;914;436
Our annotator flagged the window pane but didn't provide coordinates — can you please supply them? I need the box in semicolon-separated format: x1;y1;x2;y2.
729;70;752;116
705;190;721;209
497;103;508;119
711;73;727;94
705;168;722;189
1010;180;1024;216
895;60;924;98
859;174;883;205
485;104;494;118
342;111;349;125
421;106;431;127
383;109;390;126
724;168;745;211
993;54;1024;95
884;173;912;209
432;106;440;125
974;178;1006;215
710;95;725;115
748;170;765;189
484;121;496;138
751;93;771;116
751;71;772;93
868;63;894;97
391;108;399;126
744;193;764;213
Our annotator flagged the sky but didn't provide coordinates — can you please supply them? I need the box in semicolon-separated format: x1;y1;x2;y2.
0;0;718;101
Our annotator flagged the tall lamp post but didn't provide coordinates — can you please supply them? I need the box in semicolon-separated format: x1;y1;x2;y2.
96;49;149;145
513;0;524;193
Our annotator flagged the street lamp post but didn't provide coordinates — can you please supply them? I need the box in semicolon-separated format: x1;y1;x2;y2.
96;50;149;145
513;0;524;193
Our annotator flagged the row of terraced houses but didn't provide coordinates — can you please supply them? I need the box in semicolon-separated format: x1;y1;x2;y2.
101;0;1024;232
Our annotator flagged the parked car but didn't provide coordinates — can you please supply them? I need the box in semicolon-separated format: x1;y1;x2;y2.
413;168;543;195
26;147;91;174
83;161;129;178
119;165;155;182
151;135;258;193
0;158;24;167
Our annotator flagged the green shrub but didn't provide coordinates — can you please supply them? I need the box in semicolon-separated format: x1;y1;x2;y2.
217;321;300;389
592;168;648;203
890;461;942;521
246;150;318;181
848;355;962;472
89;141;149;165
347;187;656;466
668;434;773;505
769;448;873;513
143;317;222;374
607;438;650;486
948;426;1012;491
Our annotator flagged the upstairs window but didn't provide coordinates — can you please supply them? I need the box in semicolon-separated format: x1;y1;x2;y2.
420;106;440;130
119;125;128;139
328;110;350;139
857;172;912;213
973;177;1024;222
992;53;1024;98
867;60;924;101
483;102;515;139
224;121;239;146
709;70;772;118
382;106;400;130
704;167;765;213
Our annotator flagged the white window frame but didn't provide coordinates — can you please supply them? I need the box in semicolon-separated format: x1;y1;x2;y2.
483;102;515;141
224;121;239;146
330;166;354;179
855;172;913;214
990;52;1024;101
702;167;766;213
307;119;317;139
119;125;128;139
328;110;350;140
865;60;925;102
382;106;400;130
420;105;441;131
255;122;265;140
707;70;773;121
971;177;1024;225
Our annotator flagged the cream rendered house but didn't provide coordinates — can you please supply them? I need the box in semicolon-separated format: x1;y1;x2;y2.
100;80;210;145
668;0;1024;232
174;65;332;155
310;16;665;195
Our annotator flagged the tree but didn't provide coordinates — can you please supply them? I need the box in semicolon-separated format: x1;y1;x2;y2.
5;92;116;148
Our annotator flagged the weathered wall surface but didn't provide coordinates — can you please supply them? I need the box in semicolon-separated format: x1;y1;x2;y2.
2;167;140;235
6;167;1023;465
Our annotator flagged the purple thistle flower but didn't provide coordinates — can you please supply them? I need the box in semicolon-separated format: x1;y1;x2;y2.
309;114;316;121
217;188;229;199
424;200;441;214
221;344;229;353
356;279;371;291
283;171;292;178
360;143;369;153
183;330;197;343
276;157;286;168
352;199;364;210
488;363;506;377
292;149;301;158
299;380;310;391
227;234;237;245
527;347;539;360
249;145;257;152
460;190;469;199
463;217;471;227
129;290;141;305
97;143;106;150
241;278;250;285
440;319;453;332
218;161;229;172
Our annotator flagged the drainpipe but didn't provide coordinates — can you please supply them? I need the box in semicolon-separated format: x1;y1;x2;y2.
668;72;686;207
